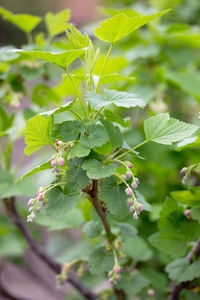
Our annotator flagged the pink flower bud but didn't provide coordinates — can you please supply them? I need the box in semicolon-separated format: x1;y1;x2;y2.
58;157;65;166
133;212;138;219
180;167;186;175
28;207;33;212
147;289;155;297
67;154;71;161
114;266;121;274
116;275;121;282
38;193;44;201
128;162;133;168
31;212;36;220
37;187;44;195
184;209;191;219
51;159;57;167
126;199;132;207
130;205;135;213
36;207;41;213
28;198;34;206
125;188;132;196
137;203;143;212
126;172;132;179
132;179;139;189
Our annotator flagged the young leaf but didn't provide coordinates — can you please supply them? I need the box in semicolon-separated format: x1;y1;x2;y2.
99;176;129;220
85;89;145;110
24;115;53;156
80;122;108;148
103;109;131;128
166;258;200;283
83;221;102;238
171;188;200;206
115;222;138;237
94;10;171;43
66;158;89;189
40;100;75;116
0;7;41;33
82;159;116;179
45;184;80;219
18;161;51;181
52;120;84;142
70;142;91;158
144;113;199;145
100;119;123;148
88;247;114;275
45;9;70;38
11;49;86;70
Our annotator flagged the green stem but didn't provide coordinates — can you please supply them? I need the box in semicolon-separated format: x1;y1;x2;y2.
69;109;83;120
114;172;129;188
95;43;113;93
65;69;87;118
93;106;104;120
115;140;148;160
26;32;33;44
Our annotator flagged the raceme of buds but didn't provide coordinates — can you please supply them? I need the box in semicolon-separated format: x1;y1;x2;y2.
108;265;122;285
27;186;47;222
50;153;65;171
127;197;143;220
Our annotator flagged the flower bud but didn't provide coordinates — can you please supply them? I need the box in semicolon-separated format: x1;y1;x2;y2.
125;171;132;179
51;159;57;167
113;266;121;274
58;157;65;167
147;289;155;297
131;181;138;189
133;211;138;219
37;187;44;195
125;187;132;196
56;167;61;173
127;162;133;168
126;199;132;207
67;154;71;161
180;167;186;175
38;193;44;201
137;203;143;212
130;205;135;213
28;198;34;206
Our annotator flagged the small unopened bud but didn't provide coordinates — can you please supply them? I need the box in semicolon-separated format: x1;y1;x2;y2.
126;199;132;207
133;212;138;219
137;203;143;212
130;205;135;213
37;187;44;195
125;187;132;196
56;168;61;173
127;162;133;168
184;209;192;220
28;198;34;206
51;159;57;167
114;266;121;274
126;171;132;179
147;289;155;297
180;167;186;176
38;193;44;201
67;154;71;161
58;157;65;166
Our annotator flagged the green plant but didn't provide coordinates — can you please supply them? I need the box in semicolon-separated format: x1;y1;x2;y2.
1;5;200;300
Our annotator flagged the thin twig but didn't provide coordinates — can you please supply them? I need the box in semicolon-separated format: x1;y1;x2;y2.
169;237;200;300
3;197;98;300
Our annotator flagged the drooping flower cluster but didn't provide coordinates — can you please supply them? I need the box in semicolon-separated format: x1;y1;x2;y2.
108;265;121;285
115;160;143;219
50;139;66;173
27;186;47;222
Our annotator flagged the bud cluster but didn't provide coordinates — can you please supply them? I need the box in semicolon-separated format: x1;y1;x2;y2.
27;186;47;222
180;167;188;184
108;265;121;285
126;196;143;219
